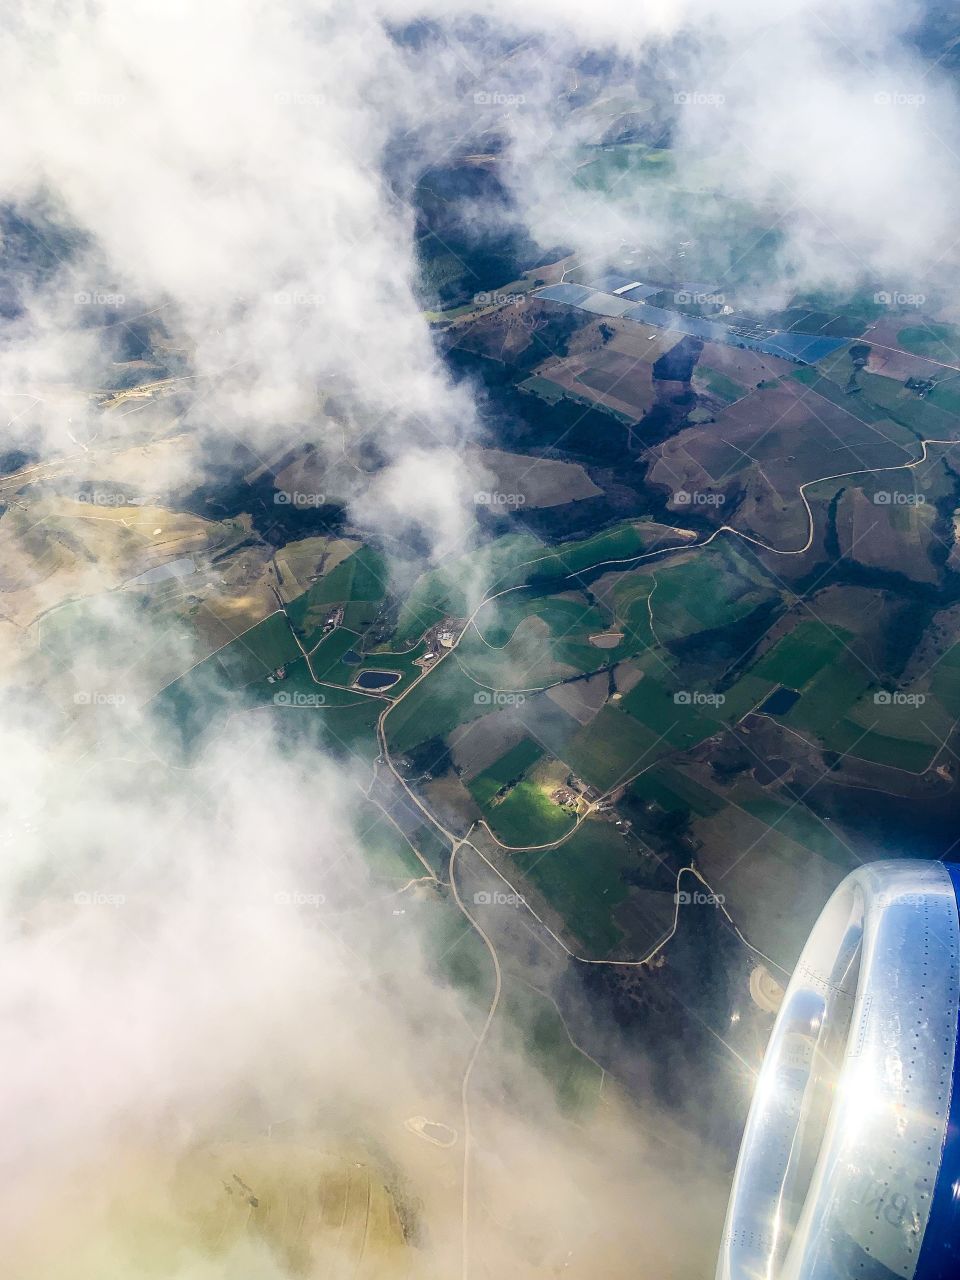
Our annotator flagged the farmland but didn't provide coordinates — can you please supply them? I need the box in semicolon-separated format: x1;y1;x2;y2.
511;818;643;956
26;253;960;1174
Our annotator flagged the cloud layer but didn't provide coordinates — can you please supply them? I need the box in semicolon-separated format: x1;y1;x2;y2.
1;2;958;1277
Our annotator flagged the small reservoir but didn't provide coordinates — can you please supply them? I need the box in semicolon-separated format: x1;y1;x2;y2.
355;669;402;691
759;686;801;716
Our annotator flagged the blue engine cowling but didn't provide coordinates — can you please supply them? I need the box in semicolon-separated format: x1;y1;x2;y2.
716;860;960;1280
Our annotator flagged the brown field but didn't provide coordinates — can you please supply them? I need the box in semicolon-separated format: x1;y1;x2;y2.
545;672;610;724
517;310;687;417
860;315;960;378
16;1138;417;1280
836;486;939;584
588;631;625;649
174;1141;411;1277
276;535;361;597
422;770;481;832
593;318;682;363
613;660;645;696
444;296;562;363
692;801;854;970
696;341;795;386
649;379;916;547
0;497;241;630
469;447;602;509
449;707;531;780
612;886;677;955
533;348;657;419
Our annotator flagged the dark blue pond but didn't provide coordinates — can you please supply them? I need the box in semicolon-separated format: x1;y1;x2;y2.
759;686;801;716
355;669;402;690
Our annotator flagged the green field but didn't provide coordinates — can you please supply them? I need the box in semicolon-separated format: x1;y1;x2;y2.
609;574;656;656
468;740;576;845
394;533;543;647
498;979;603;1113
856;371;960;436
150;610;303;744
897;323;960;365
743;615;949;770
573;143;673;193
153;655;384;762
422;898;498;1024
792;366;895;426
468;738;545;806
823;722;939;772
478;778;577;847
751;620;848;688
562;704;662;791
518;375;568;405
645;546;776;640
698;367;748;404
621;662;725;752
461;591;611;685
513;819;639;956
394;522;667;652
383;660;485;754
207;611;301;685
513;521;657;587
628;764;725;818
288;545;388;642
927;378;960;417
735;793;855;868
932;644;960;717
782;661;874;740
354;802;430;880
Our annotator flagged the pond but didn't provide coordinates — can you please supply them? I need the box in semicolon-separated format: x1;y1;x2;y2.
355;669;402;690
759;686;801;716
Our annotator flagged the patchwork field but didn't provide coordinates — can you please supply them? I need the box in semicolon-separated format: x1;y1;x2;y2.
649;376;919;546
511;817;647;956
468;740;577;846
469;446;602;509
835;486;941;584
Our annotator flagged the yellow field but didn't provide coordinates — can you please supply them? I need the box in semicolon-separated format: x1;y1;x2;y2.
176;1141;411;1278
15;1139;413;1280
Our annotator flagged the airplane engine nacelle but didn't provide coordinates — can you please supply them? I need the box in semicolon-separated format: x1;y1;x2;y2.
716;860;960;1280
